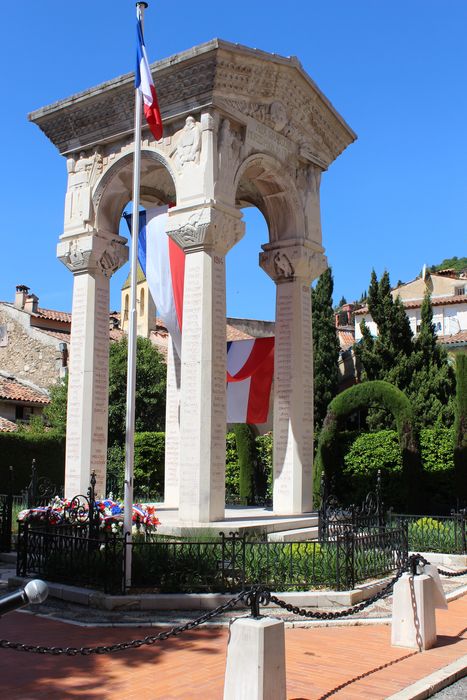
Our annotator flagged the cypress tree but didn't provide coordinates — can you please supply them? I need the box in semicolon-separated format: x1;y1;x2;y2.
355;272;455;430
454;354;467;506
312;268;341;431
232;424;256;505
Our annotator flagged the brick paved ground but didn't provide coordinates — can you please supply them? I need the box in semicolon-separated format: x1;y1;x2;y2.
0;593;466;699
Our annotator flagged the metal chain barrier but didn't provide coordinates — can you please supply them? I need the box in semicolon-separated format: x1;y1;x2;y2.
269;566;406;620
414;553;467;578
0;589;250;656
1;554;466;654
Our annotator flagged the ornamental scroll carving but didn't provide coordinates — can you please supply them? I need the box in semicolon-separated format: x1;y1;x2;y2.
167;208;244;255
260;245;327;284
59;235;127;277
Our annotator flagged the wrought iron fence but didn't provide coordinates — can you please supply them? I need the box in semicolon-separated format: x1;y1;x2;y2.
0;466;14;552
387;511;467;555
318;470;385;540
17;526;407;595
24;459;63;508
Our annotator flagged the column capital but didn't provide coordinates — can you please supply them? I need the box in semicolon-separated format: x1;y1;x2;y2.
57;231;128;277
166;204;244;255
259;241;327;285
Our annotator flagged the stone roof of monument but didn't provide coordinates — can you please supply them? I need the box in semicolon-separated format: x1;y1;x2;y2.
28;38;356;165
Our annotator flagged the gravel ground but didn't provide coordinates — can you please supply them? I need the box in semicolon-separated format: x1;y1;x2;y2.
430;677;467;698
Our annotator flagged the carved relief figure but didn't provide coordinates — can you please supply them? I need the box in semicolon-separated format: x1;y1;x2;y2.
218;118;242;175
274;252;294;279
269;101;288;132
175;116;202;167
65;149;103;225
98;241;121;276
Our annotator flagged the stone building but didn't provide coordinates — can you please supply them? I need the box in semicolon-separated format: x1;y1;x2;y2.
354;269;467;355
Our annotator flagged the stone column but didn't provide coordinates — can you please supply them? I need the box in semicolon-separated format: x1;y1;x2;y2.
58;232;127;498
260;243;327;514
164;337;181;507
168;206;244;522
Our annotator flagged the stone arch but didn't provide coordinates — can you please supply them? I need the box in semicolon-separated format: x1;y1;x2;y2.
314;380;422;510
93;149;177;233
233;152;305;243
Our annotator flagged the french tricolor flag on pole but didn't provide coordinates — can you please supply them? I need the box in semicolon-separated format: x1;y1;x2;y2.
135;14;163;140
125;206;185;356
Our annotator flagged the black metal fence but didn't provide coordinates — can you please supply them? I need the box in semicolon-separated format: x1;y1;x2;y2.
0;466;14;552
387;511;467;555
17;526;408;595
318;470;385;540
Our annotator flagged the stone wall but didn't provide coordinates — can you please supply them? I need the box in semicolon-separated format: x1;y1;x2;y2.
0;305;62;389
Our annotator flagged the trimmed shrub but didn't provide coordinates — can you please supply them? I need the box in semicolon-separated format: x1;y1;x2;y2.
255;433;273;501
0;432;65;493
225;433;239;501
314;380;421;510
454;354;467;505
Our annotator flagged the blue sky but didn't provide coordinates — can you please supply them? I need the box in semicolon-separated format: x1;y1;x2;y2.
1;1;465;321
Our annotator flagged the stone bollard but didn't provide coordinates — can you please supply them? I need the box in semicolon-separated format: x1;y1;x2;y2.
223;617;286;700
391;567;447;651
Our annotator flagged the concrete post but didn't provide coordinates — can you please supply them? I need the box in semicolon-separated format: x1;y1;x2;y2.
223;617;286;700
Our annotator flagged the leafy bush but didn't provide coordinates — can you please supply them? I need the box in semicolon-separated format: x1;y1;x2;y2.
255;433;273;501
419;427;455;472
225;433;239;502
106;433;164;501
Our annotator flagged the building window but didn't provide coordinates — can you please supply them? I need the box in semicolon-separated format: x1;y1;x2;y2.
140;287;145;315
124;293;129;321
454;286;465;296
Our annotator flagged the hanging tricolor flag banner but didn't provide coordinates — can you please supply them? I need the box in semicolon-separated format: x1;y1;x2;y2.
135;15;163;140
226;337;274;424
124;206;185;356
126;207;275;424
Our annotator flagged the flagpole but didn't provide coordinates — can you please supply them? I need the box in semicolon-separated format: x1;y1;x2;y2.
124;0;149;590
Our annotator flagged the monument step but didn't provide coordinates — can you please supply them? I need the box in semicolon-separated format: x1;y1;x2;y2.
267;526;319;542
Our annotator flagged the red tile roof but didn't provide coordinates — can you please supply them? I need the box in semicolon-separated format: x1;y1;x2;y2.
355;293;467;315
0;416;17;432
226;325;254;341
35;307;72;323
337;329;355;351
0;375;50;404
438;331;467;346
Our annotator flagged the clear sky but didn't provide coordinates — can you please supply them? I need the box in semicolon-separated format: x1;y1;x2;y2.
1;1;465;321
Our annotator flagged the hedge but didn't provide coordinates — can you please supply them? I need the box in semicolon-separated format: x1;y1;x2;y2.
314;380;422;510
0;432;65;494
454;354;467;503
341;427;455;512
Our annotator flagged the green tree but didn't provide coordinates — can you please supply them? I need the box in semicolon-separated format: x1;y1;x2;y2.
43;377;68;435
108;336;166;445
44;337;167;445
312;268;340;431
355;271;455;430
407;291;456;428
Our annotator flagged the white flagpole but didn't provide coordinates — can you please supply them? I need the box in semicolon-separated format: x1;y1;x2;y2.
124;0;149;589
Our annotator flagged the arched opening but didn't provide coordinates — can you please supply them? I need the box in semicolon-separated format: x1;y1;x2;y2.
93;149;177;313
140;286;145;316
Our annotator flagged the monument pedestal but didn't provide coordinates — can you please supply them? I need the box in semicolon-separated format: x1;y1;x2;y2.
223;617;286;700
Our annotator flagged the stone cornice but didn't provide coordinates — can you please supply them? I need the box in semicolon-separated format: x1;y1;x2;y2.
28;39;356;166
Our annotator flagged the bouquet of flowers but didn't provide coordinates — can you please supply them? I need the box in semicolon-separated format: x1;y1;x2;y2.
17;497;160;535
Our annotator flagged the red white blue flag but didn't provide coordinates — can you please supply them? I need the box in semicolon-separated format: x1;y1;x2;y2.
127;208;275;424
226;338;275;424
125;206;184;356
135;17;163;140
